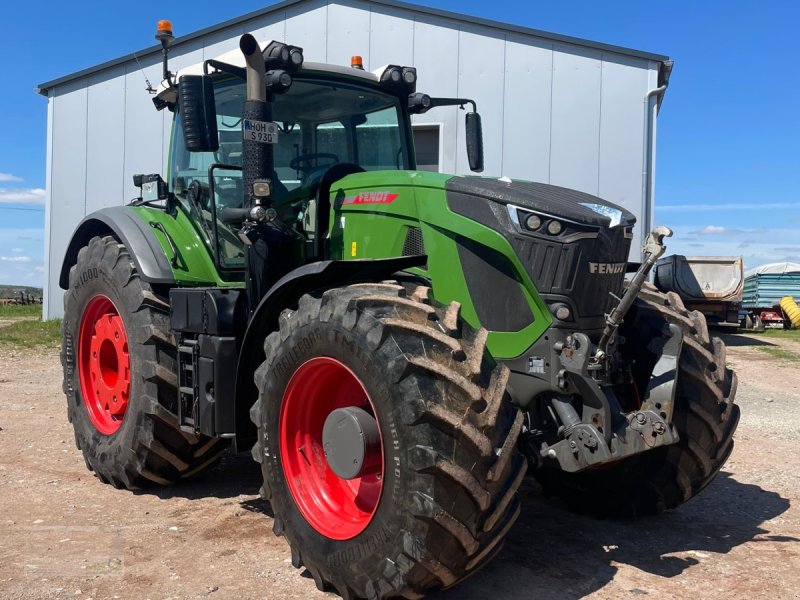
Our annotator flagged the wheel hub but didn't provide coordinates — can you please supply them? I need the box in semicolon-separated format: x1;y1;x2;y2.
78;295;131;435
279;357;384;540
322;406;381;480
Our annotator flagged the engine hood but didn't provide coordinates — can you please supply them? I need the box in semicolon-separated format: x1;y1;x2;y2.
445;176;636;229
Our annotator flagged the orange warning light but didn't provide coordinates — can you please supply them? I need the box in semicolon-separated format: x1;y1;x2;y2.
351;55;364;70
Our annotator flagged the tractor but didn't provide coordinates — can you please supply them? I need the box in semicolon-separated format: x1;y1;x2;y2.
59;21;739;599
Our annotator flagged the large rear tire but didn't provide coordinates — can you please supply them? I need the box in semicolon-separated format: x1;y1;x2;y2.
535;283;740;516
61;235;228;489
250;282;526;599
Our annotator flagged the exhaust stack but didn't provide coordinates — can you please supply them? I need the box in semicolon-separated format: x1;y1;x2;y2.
240;33;267;103
239;34;272;210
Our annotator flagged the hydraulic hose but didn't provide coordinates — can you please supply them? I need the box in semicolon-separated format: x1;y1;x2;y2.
780;296;800;328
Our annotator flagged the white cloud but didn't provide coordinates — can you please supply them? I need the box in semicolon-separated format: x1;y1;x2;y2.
11;247;24;253
659;202;797;212
0;188;45;204
0;172;22;183
689;225;765;236
0;256;31;262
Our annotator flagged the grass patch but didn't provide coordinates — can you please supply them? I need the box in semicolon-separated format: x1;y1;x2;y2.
756;346;800;361
0;318;61;349
756;328;800;340
0;304;42;318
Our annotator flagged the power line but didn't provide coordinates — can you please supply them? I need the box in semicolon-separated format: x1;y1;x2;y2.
0;206;44;212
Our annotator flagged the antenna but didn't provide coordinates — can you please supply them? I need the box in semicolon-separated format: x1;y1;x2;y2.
132;50;157;94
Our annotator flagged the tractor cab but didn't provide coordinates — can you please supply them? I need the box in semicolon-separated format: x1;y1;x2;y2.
169;67;414;272
163;42;482;288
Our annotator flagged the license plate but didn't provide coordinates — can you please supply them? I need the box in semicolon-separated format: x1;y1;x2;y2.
243;119;278;144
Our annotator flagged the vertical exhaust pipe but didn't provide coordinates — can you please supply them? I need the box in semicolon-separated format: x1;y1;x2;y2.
239;33;272;210
241;33;267;103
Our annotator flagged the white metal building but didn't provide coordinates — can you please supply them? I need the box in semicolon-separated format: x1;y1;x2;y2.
36;0;671;319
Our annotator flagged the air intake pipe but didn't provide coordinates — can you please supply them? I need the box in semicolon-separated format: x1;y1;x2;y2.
240;33;272;209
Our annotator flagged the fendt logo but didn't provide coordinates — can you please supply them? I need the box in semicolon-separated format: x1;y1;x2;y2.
589;262;626;274
342;191;399;205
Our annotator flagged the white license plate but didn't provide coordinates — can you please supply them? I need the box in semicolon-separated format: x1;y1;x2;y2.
243;119;278;144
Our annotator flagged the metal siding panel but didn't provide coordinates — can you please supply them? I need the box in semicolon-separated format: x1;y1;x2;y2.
456;25;505;176
249;10;288;42
598;56;649;215
285;0;329;62
549;45;602;195
43;95;56;319
412;16;460;174
85;69;126;214
49;82;88;318
203;26;246;60
502;35;552;182
124;56;163;201
368;4;414;69
327;1;371;68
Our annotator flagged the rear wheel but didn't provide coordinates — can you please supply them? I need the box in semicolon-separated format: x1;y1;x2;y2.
61;235;228;488
535;283;739;516
251;282;526;599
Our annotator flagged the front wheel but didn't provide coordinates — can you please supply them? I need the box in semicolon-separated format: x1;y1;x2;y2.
61;235;228;488
535;284;740;516
250;282;526;599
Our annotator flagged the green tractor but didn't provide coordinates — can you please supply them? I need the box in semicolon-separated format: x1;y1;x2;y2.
59;23;739;599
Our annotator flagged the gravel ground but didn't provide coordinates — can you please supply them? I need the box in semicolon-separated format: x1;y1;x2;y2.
0;331;798;600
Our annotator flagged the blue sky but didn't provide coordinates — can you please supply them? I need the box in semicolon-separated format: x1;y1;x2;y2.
0;0;798;285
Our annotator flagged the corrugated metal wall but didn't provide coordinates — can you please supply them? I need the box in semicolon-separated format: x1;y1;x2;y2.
43;0;660;318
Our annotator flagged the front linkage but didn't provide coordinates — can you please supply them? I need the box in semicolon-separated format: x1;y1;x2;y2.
533;227;680;473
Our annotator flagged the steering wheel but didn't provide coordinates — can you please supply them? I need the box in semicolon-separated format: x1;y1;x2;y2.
290;152;339;172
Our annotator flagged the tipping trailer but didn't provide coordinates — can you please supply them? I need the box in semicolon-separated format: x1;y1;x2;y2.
742;262;800;329
55;20;739;599
654;255;743;327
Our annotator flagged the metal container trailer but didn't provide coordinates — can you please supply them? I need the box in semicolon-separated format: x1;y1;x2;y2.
742;262;800;328
654;255;743;326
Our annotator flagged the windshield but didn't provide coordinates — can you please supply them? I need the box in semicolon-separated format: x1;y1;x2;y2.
171;76;410;270
172;76;410;195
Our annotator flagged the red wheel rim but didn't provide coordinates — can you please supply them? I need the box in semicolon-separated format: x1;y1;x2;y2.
77;295;131;435
279;357;384;540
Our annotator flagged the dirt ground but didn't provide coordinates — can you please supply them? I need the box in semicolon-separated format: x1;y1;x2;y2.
1;330;799;600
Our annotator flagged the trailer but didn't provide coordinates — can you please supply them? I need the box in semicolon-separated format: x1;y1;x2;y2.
654;255;743;326
742;262;800;329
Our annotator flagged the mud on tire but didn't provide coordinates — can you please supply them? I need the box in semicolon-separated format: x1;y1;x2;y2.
250;282;526;599
535;282;740;516
61;235;227;489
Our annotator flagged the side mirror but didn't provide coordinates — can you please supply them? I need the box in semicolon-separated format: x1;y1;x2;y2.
465;111;484;173
178;75;219;152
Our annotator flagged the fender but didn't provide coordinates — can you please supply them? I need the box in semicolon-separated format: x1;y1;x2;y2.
233;255;426;448
59;207;176;289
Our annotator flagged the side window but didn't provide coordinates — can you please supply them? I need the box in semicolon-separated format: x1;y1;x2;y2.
171;84;246;272
355;107;403;170
273;124;304;192
315;122;348;162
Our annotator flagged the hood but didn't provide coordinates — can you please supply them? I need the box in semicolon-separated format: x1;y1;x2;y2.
445;177;636;229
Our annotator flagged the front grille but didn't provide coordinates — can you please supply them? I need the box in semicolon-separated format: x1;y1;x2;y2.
512;226;631;328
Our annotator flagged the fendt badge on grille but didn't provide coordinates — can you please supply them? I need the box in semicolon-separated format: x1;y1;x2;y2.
588;262;626;274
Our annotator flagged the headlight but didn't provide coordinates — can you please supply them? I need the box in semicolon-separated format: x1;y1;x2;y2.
546;220;562;235
264;41;304;73
525;214;542;231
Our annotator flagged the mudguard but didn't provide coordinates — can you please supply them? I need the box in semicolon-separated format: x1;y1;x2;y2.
233;255;426;447
59;207;176;290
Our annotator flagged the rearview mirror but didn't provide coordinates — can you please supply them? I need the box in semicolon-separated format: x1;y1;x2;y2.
178;75;219;152
465;111;484;173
